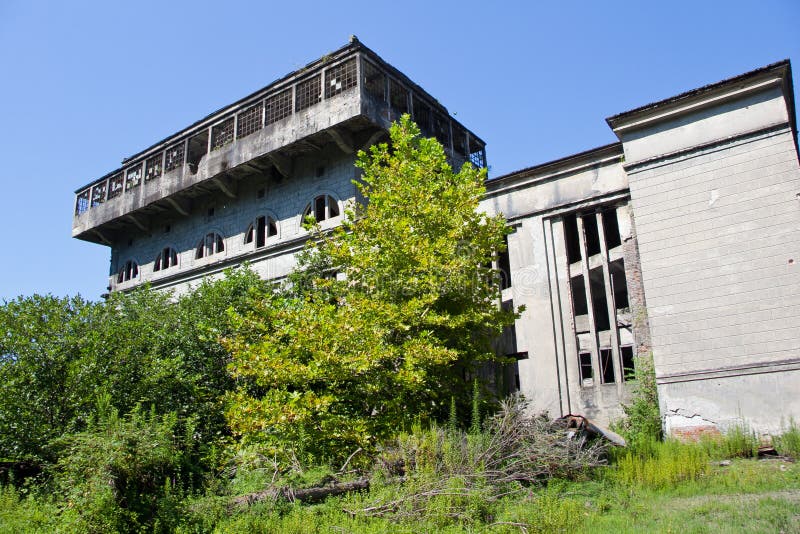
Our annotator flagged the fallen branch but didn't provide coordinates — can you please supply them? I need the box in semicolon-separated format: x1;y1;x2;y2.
231;477;370;508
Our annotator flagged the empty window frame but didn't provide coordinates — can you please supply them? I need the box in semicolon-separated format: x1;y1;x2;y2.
153;247;178;271
601;207;622;249
579;352;593;384
563;214;582;264
467;135;486;168
145;152;163;181
452;124;468;160
245;216;278;248
413;95;432;134
498;234;512;290
295;75;321;112
303;195;340;223
75;189;90;215
433;114;450;148
582;213;601;256
195;232;225;259
600;348;616;384
389;79;408;115
91;182;107;207
621;345;635;381
117;260;139;283
164;143;185;172
107;173;124;199
187;131;209;174
211;118;235;151
125;163;143;190
324;58;357;99
237;101;263;139
362;59;385;101
265;88;292;124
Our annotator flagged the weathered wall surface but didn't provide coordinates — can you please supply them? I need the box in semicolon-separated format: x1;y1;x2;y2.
111;146;358;296
616;70;800;435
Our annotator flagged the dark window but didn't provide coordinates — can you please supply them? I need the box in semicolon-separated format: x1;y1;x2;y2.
498;234;511;290
389;79;408;115
154;247;178;271
579;352;593;383
245;216;279;248
602;207;622;249
583;213;601;256
145;153;163;181
117;260;139;283
362;60;385;101
187;131;209;174
164;143;184;172
571;275;588;317
195;233;225;259
303;195;340;223
296;75;321;111
108;173;124;199
563;214;581;264
590;270;611;331
211;118;235;151
265;88;292;124
125;163;143;190
600;348;616;384
324;58;357;98
237;101;263;139
621;346;636;381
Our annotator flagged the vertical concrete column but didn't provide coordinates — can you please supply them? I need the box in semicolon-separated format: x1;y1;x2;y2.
596;209;624;388
576;215;602;383
618;204;652;359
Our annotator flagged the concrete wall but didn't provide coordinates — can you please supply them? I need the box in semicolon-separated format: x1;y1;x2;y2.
111;145;358;296
615;67;800;436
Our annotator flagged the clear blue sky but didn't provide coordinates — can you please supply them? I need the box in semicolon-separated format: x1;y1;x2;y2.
1;0;798;301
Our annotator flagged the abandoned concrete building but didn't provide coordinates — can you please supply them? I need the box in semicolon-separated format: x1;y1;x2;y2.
72;38;800;438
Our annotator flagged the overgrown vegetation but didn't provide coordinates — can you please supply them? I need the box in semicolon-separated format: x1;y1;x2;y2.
2;118;799;532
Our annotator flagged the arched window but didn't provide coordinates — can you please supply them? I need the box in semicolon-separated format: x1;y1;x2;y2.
195;232;225;259
154;247;178;271
117;260;139;283
302;194;340;223
245;216;278;248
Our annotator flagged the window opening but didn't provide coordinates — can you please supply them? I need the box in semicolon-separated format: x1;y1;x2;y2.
433;114;450;148
145;153;163;181
498;234;511;290
303;195;339;223
125;163;143;190
452;124;467;159
413;95;432;134
579;352;593;384
601;207;622;249
75;190;90;215
600;348;616;383
196;232;225;259
583;213;601;256
164;143;184;172
237;101;263;139
245;216;278;248
266;88;292;124
389;79;408;115
117;260;139;283
362;60;385;101
154;247;178;271
295;75;321;112
611;260;630;310
590;269;611;331
108;173;124;199
91;182;107;207
563;214;581;264
187;131;208;174
211;118;235;151
467;135;486;168
621;346;635;381
324;58;357;99
570;275;588;318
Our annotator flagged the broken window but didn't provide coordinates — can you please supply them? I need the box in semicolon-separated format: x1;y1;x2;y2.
600;348;616;384
153;247;178;271
245;215;278;248
579;352;593;384
563;214;581;264
108;173;124;199
266;88;293;124
211;118;235;151
195;232;225;259
467;134;486;168
362;59;385;101
125;163;143;190
583;213;601;256
90;181;107;207
164;143;185;172
325;58;358;99
610;260;630;310
187;131;208;174
389;79;408;115
237;101;263;139
590;269;611;331
117;260;139;283
295;75;321;112
570;275;589;318
621;346;635;381
145;153;163;181
413;95;432;134
75;189;90;215
303;194;340;223
601;207;622;249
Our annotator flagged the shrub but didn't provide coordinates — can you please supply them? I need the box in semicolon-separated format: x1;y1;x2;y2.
774;419;800;459
611;438;709;488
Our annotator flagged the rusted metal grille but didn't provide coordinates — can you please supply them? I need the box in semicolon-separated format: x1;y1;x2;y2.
91;182;107;206
325;58;357;99
389;79;408;115
362;60;385;101
125;164;143;190
468;135;485;168
413;96;432;134
266;88;292;124
237;101;263;139
211;118;235;151
165;143;184;172
75;190;90;215
433;114;450;148
145;153;163;181
295;75;321;112
108;173;124;199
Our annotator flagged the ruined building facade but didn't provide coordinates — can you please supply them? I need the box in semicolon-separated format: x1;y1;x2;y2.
73;39;800;438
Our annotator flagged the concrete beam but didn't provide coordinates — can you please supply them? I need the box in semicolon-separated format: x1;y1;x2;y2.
125;213;149;232
362;130;388;152
165;196;191;216
267;152;293;179
327;128;354;154
92;229;112;246
213;175;237;199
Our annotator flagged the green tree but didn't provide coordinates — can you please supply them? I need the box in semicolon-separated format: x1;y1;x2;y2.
226;116;516;462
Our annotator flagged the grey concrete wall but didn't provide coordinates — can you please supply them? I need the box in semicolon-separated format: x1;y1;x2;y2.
110;146;358;295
